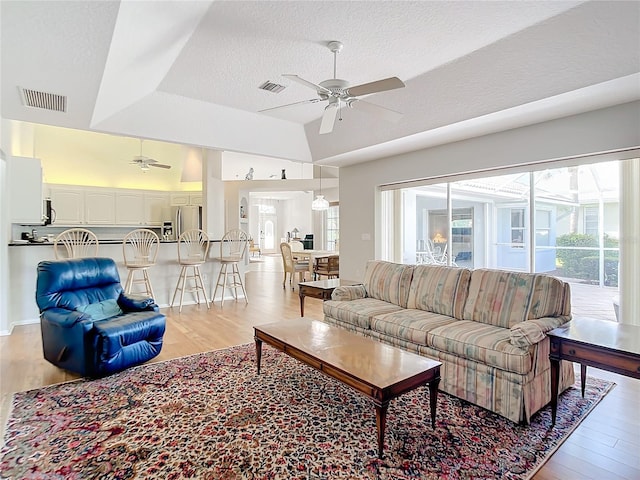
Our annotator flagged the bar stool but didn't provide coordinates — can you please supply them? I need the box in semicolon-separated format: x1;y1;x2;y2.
212;229;249;306
122;229;159;298
54;228;99;259
171;229;210;313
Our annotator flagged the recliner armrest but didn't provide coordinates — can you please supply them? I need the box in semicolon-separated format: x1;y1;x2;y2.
41;308;90;328
118;293;159;313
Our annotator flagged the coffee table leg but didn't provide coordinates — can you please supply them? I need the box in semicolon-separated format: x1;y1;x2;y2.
580;364;587;397
375;401;389;459
255;336;263;374
429;377;440;428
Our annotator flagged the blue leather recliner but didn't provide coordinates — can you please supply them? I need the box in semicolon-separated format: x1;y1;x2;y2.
36;257;166;377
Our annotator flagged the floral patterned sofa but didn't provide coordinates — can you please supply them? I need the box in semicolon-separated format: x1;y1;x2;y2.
323;260;575;423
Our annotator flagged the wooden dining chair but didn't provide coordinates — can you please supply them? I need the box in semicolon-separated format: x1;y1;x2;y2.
314;255;339;279
280;242;308;289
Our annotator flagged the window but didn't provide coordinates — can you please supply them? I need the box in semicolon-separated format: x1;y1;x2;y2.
584;206;599;236
535;210;551;246
511;208;525;248
326;204;339;251
382;158;625;321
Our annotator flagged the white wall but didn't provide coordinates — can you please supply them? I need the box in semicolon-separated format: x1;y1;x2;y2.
338;101;640;282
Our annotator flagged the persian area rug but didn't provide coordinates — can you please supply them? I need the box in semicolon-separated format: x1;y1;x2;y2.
1;344;613;480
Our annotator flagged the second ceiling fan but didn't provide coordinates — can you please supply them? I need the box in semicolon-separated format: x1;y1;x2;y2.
130;139;171;172
261;41;406;134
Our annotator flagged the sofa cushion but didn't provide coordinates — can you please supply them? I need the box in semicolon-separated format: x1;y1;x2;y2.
428;320;532;375
528;275;571;319
323;298;404;330
370;309;459;346
462;269;537;328
363;260;414;308
406;265;471;318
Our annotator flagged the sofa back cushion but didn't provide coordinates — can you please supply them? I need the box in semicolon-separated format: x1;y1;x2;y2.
462;269;570;328
528;275;571;319
406;265;471;318
462;269;533;328
363;260;414;308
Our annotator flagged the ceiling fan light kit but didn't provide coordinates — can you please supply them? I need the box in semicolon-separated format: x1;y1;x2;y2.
261;41;406;134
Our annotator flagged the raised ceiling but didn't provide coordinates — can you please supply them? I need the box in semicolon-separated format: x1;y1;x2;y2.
1;1;639;166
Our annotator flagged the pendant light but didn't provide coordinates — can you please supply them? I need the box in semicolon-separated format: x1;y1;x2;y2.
312;165;330;211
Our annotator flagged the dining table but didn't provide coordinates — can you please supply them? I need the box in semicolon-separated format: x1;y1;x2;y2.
291;248;339;279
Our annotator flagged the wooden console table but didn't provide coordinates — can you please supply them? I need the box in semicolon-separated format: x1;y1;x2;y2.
548;317;640;425
298;278;354;316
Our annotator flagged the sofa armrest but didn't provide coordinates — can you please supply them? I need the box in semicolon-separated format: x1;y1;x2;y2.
118;293;159;313
510;315;571;348
331;284;367;301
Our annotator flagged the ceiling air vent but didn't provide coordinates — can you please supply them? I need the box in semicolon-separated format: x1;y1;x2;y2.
258;81;286;94
19;87;67;112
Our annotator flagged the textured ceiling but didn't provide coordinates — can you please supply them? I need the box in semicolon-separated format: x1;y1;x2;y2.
1;1;639;166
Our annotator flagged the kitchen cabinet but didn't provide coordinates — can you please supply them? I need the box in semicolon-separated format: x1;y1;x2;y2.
189;193;203;206
115;191;145;225
144;193;169;225
85;190;116;224
47;186;170;226
8;156;43;225
170;192;202;207
49;187;85;224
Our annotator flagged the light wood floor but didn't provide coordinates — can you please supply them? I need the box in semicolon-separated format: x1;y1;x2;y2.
1;256;638;479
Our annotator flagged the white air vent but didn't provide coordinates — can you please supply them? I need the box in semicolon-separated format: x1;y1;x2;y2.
258;81;286;93
19;87;67;112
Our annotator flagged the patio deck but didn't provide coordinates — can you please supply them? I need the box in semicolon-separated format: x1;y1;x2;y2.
568;281;618;322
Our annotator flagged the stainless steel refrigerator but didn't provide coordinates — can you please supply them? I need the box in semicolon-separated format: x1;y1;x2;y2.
163;206;202;240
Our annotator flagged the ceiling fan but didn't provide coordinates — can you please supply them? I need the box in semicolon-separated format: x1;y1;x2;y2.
260;41;406;134
130;139;171;171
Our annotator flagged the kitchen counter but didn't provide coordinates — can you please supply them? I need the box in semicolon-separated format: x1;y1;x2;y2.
7;240;246;330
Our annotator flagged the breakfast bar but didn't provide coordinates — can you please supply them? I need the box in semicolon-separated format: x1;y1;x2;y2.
7;238;247;332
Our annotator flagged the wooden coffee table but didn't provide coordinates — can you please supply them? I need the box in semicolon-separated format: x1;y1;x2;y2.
254;318;441;458
548;317;640;425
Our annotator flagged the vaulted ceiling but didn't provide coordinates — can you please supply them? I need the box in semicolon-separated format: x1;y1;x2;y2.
2;1;639;167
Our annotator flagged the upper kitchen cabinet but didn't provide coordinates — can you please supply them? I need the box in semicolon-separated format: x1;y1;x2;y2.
144;192;169;225
8;156;43;225
85;190;116;224
49;186;84;225
115;191;168;225
115;191;145;225
49;185;116;225
170;192;202;207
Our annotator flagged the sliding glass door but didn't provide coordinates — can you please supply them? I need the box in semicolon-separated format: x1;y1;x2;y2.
381;159;624;321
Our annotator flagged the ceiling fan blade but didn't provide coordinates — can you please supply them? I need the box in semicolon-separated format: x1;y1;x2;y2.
259;98;322;113
345;76;405;97
319;103;338;135
149;163;171;169
283;74;332;95
348;99;403;123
